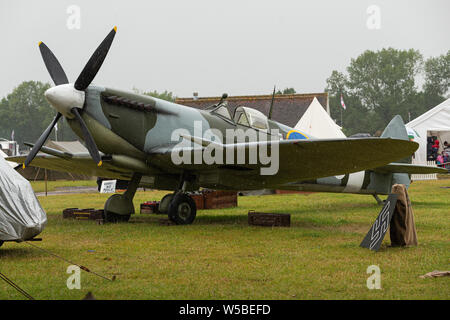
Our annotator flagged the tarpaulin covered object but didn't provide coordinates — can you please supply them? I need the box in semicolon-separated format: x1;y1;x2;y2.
390;184;418;247
0;156;46;241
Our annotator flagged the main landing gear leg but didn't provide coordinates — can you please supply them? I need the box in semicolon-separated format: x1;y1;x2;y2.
104;173;142;222
161;174;197;225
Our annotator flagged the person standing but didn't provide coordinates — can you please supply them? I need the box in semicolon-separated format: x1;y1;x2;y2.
431;138;440;160
436;152;444;167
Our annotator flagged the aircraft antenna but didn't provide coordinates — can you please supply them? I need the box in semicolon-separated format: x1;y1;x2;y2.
218;93;228;105
268;85;276;119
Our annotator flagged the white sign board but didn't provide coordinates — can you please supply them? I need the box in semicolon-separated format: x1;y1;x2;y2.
100;180;117;194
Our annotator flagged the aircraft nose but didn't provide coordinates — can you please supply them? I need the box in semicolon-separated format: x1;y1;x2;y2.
44;84;85;118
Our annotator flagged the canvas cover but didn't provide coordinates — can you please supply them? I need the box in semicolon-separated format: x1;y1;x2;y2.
294;97;346;139
389;184;418;247
0;156;46;241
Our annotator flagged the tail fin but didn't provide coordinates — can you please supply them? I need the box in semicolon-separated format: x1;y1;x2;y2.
380;115;411;164
369;115;412;195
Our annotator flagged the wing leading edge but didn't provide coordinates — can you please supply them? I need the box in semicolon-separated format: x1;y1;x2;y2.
8;137;419;189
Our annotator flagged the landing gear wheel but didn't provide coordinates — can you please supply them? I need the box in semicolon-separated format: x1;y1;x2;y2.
104;194;133;223
168;193;197;225
158;193;174;214
104;211;131;223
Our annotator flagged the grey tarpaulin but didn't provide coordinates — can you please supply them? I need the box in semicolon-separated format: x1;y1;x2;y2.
0;156;46;241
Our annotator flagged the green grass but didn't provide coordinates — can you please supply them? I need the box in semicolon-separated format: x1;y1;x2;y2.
29;180;97;193
1;180;449;300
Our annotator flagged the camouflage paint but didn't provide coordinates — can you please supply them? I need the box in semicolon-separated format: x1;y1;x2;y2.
62;86;414;195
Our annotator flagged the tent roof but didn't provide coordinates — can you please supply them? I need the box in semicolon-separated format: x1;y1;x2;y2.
294;97;346;139
407;98;450;128
45;140;88;154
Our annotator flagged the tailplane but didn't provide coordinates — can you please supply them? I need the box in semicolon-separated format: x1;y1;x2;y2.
369;115;444;198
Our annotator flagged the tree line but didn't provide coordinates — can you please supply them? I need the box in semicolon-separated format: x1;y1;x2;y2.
0;83;176;149
326;48;449;136
0;48;448;148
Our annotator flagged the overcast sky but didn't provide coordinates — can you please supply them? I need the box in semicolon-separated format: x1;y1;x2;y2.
1;0;448;99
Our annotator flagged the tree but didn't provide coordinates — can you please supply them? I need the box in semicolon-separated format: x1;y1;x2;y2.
347;48;423;127
0;81;77;148
424;50;450;98
133;87;176;102
325;48;448;135
422;50;450;106
276;87;296;95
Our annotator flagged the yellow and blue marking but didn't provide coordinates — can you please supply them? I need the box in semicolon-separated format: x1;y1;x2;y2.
286;129;309;140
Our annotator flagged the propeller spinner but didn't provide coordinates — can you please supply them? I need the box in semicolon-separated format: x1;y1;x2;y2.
23;26;117;168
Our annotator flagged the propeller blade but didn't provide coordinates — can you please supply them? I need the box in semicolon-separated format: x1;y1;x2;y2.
23;112;62;168
38;42;69;86
71;108;102;166
74;27;117;91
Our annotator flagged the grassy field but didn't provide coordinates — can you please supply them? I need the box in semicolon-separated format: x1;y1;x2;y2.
29;179;98;193
0;179;449;300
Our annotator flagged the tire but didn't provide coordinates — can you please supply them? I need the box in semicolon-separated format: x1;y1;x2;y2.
0;241;3;248
103;194;134;223
159;193;174;214
168;193;197;225
104;211;131;223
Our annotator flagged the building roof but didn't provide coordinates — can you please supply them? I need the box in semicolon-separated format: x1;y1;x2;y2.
176;92;329;128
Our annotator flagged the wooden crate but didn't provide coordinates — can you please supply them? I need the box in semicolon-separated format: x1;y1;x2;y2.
140;201;160;214
203;190;237;209
63;208;104;221
190;193;204;210
248;211;290;227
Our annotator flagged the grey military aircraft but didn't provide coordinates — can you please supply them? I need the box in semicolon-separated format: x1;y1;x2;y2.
8;27;446;224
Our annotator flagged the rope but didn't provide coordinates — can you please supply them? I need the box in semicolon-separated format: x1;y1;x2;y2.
0;271;35;300
0;229;114;282
23;241;114;282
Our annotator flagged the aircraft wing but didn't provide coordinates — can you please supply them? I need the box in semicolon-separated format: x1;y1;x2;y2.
373;162;448;174
249;138;418;182
155;137;419;185
7;153;136;180
9;137;419;189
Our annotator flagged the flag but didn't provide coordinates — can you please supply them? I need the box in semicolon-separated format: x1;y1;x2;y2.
11;130;14;141
340;94;346;110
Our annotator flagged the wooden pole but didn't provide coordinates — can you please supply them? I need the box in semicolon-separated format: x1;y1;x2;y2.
33;167;41;182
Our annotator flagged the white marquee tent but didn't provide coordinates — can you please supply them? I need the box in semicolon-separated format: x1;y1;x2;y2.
406;98;450;163
0;149;17;168
294;97;346;139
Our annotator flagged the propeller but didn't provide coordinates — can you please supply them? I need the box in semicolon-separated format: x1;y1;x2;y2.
23;113;62;168
39;42;69;86
23;27;117;168
75;26;117;91
71;108;102;166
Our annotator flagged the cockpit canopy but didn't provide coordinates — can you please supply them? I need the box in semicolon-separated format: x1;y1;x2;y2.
213;105;232;120
234;106;269;131
209;103;270;131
